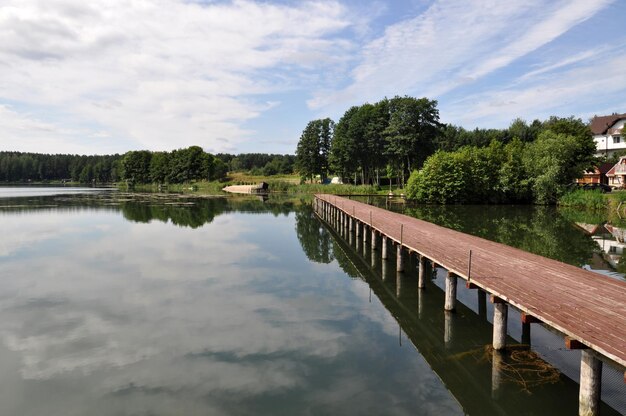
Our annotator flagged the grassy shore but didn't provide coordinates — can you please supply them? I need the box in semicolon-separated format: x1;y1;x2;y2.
558;188;626;211
119;173;404;196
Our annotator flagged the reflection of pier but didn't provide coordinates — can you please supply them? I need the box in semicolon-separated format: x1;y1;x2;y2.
316;195;626;416
320;210;622;415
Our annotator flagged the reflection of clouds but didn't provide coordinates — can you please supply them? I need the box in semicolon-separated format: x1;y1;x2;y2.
0;212;86;257
0;207;462;415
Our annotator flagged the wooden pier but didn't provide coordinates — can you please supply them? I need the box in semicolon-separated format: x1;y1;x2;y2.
314;194;626;416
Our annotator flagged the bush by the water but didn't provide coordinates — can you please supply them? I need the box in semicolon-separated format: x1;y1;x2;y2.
558;189;606;210
406;118;595;204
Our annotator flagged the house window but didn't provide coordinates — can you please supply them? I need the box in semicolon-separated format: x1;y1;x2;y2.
613;135;621;143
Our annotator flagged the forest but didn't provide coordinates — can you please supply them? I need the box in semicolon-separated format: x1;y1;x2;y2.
295;95;596;204
0;149;295;184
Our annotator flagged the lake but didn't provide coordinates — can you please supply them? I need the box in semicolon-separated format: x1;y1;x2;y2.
0;188;623;415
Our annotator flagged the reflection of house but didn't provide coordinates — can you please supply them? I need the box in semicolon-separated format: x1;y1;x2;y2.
593;224;626;270
591;113;626;157
606;156;626;188
576;162;613;185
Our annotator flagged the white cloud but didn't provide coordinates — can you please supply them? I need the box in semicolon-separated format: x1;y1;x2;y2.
443;54;626;127
309;0;615;112
0;0;353;153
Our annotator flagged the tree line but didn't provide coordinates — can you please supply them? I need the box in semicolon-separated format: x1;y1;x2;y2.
294;95;595;203
215;153;295;176
0;151;122;183
0;148;296;184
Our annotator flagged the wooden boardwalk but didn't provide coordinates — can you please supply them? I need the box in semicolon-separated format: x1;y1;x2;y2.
315;194;626;375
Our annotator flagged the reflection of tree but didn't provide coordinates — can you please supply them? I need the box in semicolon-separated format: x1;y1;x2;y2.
294;206;334;264
331;237;361;278
121;198;229;228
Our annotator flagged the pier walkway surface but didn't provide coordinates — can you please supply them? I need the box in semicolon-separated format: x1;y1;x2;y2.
315;194;626;373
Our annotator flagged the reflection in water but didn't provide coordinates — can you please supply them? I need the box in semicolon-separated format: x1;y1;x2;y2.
1;191;466;416
314;201;624;416
0;191;624;415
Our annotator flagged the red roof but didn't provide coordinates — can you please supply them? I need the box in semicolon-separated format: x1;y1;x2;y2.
590;113;626;135
599;162;614;174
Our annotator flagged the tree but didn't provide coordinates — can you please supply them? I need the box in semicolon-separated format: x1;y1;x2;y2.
330;107;360;182
121;151;152;184
384;96;441;186
150;152;171;184
295;118;334;182
523;128;595;204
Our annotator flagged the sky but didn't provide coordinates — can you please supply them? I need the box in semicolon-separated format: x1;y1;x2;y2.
0;0;625;156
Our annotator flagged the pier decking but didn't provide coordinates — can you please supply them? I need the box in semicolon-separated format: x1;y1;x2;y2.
315;194;626;416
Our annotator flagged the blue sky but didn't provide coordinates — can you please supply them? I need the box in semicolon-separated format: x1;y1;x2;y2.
0;0;625;155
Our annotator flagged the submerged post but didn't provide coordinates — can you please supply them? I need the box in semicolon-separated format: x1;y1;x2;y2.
396;244;406;272
579;350;602;416
418;255;427;289
371;228;377;250
491;295;508;350
382;236;388;259
444;271;457;311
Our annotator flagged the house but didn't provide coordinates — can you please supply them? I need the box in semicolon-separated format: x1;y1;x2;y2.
576;162;614;185
605;156;626;188
591;113;626;157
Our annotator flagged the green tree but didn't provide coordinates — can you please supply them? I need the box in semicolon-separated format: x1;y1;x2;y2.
295;118;334;182
121;150;152;184
384;96;441;186
150;152;171;184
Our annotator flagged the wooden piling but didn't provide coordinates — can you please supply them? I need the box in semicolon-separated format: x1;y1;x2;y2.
444;272;457;311
371;228;377;250
418;255;427;289
491;296;508;351
396;244;406;272
579;350;602;416
382;236;388;259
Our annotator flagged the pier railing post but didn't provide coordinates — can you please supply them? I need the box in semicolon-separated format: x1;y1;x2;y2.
491;295;508;350
444;271;457;311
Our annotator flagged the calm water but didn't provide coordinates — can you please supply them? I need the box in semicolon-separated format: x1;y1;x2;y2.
0;189;623;415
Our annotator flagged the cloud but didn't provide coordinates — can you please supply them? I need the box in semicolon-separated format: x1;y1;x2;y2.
309;0;615;112
0;0;353;153
443;54;626;127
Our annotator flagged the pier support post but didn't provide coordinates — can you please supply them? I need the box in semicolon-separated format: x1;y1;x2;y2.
491;296;508;350
382;236;388;260
418;286;424;318
579;350;602;416
349;217;354;232
396;244;406;272
362;225;368;245
418;255;427;289
444;311;454;349
478;290;487;320
520;313;539;346
396;272;402;298
444;272;457;311
491;349;504;400
371;228;377;250
381;259;388;281
356;221;361;238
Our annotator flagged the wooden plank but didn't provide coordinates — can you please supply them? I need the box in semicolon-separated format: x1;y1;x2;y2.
316;194;626;370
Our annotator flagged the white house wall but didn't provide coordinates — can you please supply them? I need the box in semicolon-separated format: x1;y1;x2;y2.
594;119;626;155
